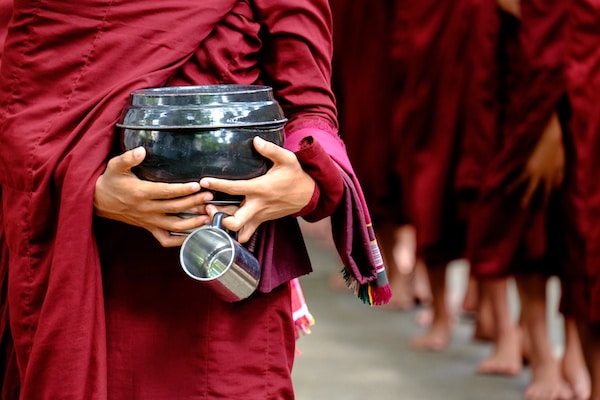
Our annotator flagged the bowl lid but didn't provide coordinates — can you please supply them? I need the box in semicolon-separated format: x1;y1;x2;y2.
117;85;288;129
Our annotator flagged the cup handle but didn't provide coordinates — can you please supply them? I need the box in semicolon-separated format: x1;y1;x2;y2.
211;212;238;241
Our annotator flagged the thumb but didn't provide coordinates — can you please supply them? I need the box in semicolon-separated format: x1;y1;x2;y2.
253;136;291;165
108;147;146;173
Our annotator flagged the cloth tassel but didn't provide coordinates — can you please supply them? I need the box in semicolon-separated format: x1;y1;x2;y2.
342;268;391;306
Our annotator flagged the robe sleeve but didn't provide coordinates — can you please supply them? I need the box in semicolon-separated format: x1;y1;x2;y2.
292;135;344;222
252;0;338;133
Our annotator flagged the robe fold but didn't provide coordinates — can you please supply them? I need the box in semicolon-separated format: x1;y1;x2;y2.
329;0;404;225
560;0;600;321
466;0;568;279
0;2;18;398
0;1;348;398
389;0;482;266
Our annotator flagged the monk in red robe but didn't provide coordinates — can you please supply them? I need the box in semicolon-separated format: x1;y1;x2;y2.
328;0;420;308
388;0;488;350
0;1;389;398
561;1;600;399
467;0;591;398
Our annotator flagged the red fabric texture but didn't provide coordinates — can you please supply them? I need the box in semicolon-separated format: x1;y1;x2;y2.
0;0;9;63
467;0;568;279
0;0;338;398
389;0;483;266
0;3;18;398
329;0;404;226
97;224;296;399
560;0;600;321
293;136;344;222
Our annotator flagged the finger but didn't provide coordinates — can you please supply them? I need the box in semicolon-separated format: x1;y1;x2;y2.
155;213;211;233
521;178;539;208
155;190;213;213
107;147;146;174
150;228;187;248
136;180;204;201
237;223;260;244
199;176;252;197
253;136;296;166
203;203;240;218
220;201;260;233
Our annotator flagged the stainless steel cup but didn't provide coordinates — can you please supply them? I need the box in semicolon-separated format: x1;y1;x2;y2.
179;213;261;302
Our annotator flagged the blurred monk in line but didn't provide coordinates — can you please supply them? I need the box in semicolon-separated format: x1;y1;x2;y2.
329;0;430;309
467;0;590;398
389;0;487;351
561;1;600;399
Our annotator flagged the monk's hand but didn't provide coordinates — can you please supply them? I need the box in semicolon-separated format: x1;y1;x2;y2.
497;0;520;18
506;112;565;208
93;147;214;247
200;136;316;243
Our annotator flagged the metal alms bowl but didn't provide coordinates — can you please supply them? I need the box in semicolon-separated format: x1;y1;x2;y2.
117;84;286;183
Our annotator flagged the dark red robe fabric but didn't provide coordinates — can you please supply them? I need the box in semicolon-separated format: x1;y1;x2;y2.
0;2;18;398
389;0;484;267
329;0;404;226
560;0;600;322
466;0;568;279
0;0;9;60
0;1;339;398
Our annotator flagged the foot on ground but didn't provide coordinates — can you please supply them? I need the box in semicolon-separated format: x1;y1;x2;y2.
524;362;574;400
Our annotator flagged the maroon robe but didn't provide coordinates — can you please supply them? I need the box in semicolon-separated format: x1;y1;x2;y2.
0;1;338;398
329;0;404;225
0;0;9;60
560;0;600;322
0;2;17;398
389;0;483;267
466;0;568;279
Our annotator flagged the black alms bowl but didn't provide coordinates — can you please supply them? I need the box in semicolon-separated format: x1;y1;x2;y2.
117;85;286;183
120;126;284;182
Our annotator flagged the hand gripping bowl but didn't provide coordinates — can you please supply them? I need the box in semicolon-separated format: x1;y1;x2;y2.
117;84;287;203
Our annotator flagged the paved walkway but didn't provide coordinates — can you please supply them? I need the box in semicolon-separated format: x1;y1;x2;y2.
292;228;565;400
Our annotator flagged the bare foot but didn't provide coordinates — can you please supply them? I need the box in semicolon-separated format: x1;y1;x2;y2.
472;306;496;342
410;320;451;351
393;225;417;275
525;361;574;400
461;277;479;317
561;351;591;400
412;261;432;304
414;307;433;327
477;328;523;376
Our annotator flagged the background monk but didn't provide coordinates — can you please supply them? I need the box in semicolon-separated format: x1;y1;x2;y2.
0;1;389;398
328;0;427;309
467;0;589;398
389;0;486;350
561;0;600;399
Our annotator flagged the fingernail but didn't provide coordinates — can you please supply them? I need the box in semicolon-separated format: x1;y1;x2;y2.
190;182;200;191
254;136;265;148
200;178;211;188
133;147;145;158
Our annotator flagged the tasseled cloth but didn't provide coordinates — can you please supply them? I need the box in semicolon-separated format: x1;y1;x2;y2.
287;125;392;306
